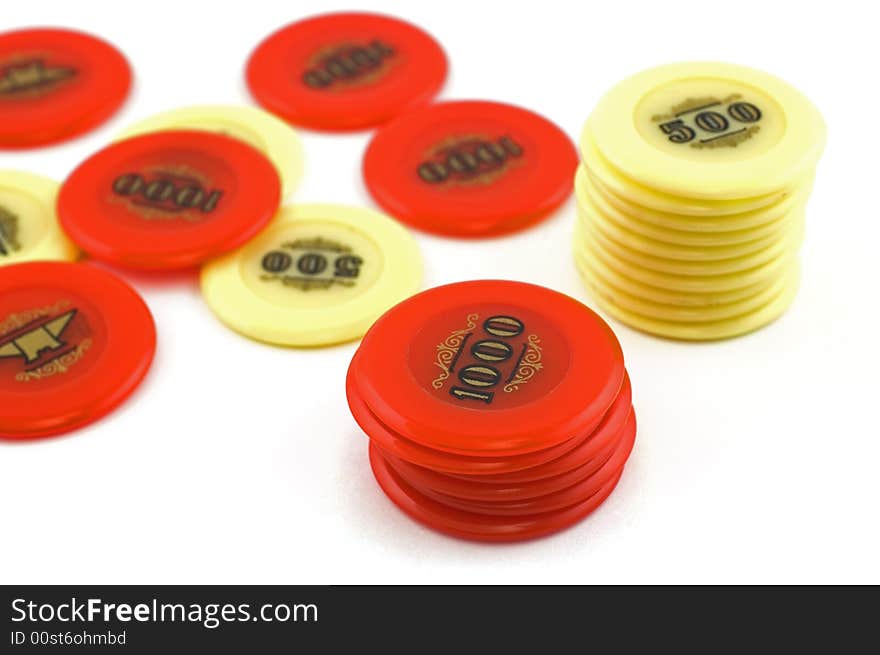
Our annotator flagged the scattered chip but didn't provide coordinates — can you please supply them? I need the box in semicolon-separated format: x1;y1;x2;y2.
0;261;155;439
585;62;826;200
364;100;578;236
201;203;422;347
58;130;281;270
246;12;447;131
0;27;131;148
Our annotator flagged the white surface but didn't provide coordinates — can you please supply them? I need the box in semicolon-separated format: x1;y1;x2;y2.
1;0;878;585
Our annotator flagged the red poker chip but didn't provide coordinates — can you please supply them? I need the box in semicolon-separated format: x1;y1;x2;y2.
58;130;281;270
369;443;625;542
0;27;131;148
0;262;155;439
246;12;447;131
362;101;578;236
352;280;625;456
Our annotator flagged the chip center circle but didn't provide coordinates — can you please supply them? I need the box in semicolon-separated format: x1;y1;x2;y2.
102;147;239;228
240;219;384;307
633;75;787;162
0;286;107;394
407;304;571;412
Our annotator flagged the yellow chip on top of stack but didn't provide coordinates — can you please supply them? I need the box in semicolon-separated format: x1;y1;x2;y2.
574;62;825;340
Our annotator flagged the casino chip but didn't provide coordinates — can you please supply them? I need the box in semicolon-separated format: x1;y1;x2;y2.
117;105;304;199
346;280;636;541
363;101;578;237
0;262;155;439
0;27;131;148
246;12;447;131
58;130;282;270
201;203;422;347
0;170;78;266
574;62;825;340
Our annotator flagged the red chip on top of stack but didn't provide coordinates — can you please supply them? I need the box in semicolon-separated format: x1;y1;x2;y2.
346;280;636;542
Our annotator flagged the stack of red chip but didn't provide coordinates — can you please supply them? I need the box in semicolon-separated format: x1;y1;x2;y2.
347;280;636;542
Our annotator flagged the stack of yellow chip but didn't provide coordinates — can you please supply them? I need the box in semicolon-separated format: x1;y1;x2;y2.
574;62;825;340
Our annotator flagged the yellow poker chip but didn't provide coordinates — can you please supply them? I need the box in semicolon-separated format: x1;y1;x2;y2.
579;260;800;341
585;62;826;199
0;171;78;266
579;134;797;216
576;252;792;323
580;206;804;277
578;165;809;234
577;222;794;294
117;105;304;198
201;203;422;347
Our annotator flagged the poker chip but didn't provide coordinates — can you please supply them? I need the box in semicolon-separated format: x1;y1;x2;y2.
58;130;281;270
574;62;825;340
346;280;636;541
246;12;447;131
363;100;578;237
117;105;304;199
0;261;155;439
201;203;422;347
0;170;78;266
0;27;131;148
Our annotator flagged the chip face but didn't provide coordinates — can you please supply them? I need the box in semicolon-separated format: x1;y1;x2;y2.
0;170;78;266
58;130;281;270
0;28;131;148
363;101;578;236
201;204;422;347
246;12;447;130
0;262;155;439
586;62;826;199
117;105;304;199
354;280;625;454
633;77;786;163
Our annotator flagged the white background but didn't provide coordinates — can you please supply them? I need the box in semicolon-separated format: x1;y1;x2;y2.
1;0;878;585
